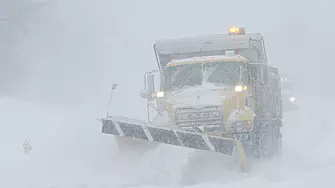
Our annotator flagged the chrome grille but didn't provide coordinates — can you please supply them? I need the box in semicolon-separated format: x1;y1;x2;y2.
175;106;223;128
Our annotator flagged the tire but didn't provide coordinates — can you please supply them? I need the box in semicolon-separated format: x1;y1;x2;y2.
272;119;283;158
250;116;264;158
274;127;283;158
250;116;275;159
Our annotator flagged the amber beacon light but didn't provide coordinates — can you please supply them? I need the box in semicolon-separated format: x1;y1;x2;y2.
228;27;246;35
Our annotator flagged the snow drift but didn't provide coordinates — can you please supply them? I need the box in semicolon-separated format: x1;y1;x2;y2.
0;94;334;188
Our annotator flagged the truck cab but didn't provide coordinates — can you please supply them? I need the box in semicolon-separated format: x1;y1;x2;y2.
142;27;282;134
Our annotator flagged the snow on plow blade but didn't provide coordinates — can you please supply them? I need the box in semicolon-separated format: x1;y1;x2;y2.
100;116;235;155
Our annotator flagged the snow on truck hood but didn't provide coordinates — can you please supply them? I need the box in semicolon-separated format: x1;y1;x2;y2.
166;83;232;110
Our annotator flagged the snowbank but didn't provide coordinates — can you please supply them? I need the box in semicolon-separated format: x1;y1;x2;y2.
1;95;334;188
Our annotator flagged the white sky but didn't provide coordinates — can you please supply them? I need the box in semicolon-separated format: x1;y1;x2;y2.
1;0;334;118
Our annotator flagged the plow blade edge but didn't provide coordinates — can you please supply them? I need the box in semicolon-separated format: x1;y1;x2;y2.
101;117;235;156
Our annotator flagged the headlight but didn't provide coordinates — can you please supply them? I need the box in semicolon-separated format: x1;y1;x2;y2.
289;97;296;102
235;85;247;92
235;86;243;92
156;91;164;98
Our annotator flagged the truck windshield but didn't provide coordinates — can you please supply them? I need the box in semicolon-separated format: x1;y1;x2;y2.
165;64;202;90
165;62;245;90
204;62;241;85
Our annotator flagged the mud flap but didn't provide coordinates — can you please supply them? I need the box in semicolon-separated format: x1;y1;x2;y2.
234;140;249;173
100;117;236;156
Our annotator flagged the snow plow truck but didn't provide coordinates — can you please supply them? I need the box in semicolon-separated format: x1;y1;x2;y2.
100;27;283;174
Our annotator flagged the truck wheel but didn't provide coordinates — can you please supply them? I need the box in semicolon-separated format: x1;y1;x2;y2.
250;116;264;158
271;119;283;158
274;127;283;158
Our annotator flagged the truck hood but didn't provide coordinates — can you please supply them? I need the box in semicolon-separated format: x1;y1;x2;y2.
166;83;234;110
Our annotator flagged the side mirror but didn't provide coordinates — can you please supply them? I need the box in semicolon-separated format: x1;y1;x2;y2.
141;70;160;99
140;89;149;99
147;74;155;93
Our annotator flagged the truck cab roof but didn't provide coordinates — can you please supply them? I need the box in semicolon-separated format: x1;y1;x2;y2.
154;32;267;70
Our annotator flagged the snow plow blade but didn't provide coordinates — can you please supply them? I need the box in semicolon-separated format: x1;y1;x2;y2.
100;116;236;156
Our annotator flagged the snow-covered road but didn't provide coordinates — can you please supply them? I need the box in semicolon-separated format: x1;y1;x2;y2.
0;94;334;188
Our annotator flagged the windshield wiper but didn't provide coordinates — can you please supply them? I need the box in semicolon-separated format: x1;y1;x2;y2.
171;84;199;92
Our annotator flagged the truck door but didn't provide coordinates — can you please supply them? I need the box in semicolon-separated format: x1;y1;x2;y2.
248;64;262;116
248;63;272;117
